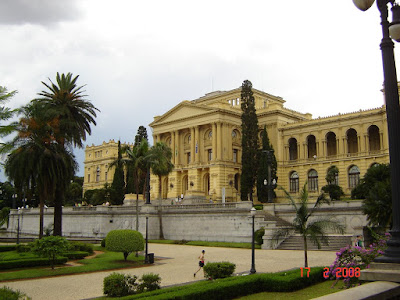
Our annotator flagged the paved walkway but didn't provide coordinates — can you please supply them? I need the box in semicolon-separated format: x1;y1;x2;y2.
1;244;337;300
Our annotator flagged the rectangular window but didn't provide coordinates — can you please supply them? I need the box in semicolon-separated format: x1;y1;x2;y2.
208;149;212;161
349;174;359;189
290;178;299;193
88;174;90;183
187;152;191;164
233;149;238;163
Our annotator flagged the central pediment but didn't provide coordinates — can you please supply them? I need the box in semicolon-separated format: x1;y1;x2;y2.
150;101;218;126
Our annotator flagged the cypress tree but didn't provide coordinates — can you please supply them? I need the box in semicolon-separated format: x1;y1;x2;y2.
111;141;125;205
134;126;149;193
257;125;278;203
240;80;259;201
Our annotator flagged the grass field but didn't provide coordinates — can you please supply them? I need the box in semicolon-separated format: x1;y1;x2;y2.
0;246;145;282
236;280;346;299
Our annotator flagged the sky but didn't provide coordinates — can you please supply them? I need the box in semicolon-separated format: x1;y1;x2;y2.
0;0;398;179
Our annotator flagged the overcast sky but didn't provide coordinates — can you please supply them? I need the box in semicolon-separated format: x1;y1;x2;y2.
0;0;398;178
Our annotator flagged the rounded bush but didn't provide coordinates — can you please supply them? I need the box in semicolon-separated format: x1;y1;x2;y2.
204;262;236;279
101;238;106;248
105;229;144;260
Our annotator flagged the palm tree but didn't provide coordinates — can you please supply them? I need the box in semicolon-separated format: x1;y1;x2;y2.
35;72;99;236
4;102;77;238
148;142;174;239
273;182;345;267
125;139;149;230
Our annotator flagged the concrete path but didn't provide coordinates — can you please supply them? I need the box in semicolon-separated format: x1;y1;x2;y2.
1;244;337;300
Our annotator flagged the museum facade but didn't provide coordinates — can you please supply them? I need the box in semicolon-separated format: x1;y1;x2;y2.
83;87;389;202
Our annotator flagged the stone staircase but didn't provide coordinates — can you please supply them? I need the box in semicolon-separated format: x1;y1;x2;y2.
277;234;352;251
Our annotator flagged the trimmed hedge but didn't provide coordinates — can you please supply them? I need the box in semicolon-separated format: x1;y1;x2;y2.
0;245;17;252
62;251;90;260
0;256;68;270
69;241;94;255
116;267;325;300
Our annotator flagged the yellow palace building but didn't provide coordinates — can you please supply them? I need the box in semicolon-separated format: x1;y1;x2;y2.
83;87;389;203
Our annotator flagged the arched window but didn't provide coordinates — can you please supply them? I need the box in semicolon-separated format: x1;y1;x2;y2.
290;171;299;193
308;169;318;192
307;135;317;159
326;132;337;156
234;173;240;191
289;138;298;161
368;125;380;152
347;128;358;154
349;165;360;189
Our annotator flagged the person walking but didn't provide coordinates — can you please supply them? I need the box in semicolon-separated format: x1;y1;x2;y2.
194;250;205;277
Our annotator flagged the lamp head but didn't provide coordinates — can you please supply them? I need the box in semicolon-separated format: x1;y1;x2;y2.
390;4;400;42
251;207;257;216
353;0;375;11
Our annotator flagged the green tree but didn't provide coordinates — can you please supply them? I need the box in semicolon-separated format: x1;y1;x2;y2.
4;102;77;238
273;182;345;267
240;80;259;201
110;141;125;205
134;125;148;146
125;139;149;230
321;166;344;201
148;142;174;239
256;125;277;203
0;86;18;138
35;72;99;236
0;207;10;228
358;163;392;229
105;229;144;261
32;235;70;269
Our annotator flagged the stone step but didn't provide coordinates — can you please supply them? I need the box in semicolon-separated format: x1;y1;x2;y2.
277;235;352;251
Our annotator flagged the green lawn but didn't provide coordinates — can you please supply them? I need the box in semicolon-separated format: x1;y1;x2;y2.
0;246;145;282
149;240;262;249
236;280;345;299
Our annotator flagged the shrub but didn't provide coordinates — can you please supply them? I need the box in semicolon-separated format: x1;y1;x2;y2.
121;267;324;300
254;227;265;245
62;251;90;260
101;238;106;248
203;262;236;279
326;233;390;288
137;273;161;293
0;286;30;300
106;229;144;260
16;243;32;253
0;256;68;270
103;272;138;297
32;236;70;269
0;245;16;252
322;184;344;200
69;241;94;254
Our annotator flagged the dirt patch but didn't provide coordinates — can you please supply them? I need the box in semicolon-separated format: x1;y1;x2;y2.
64;250;103;267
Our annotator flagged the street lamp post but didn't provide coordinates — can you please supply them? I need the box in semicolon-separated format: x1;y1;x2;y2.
145;216;149;264
250;207;256;274
145;168;151;205
353;0;400;263
16;208;22;245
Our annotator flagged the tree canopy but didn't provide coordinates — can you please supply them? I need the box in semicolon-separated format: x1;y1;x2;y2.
240;80;259;201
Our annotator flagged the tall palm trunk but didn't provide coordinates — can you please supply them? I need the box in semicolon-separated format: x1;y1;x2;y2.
303;235;308;267
53;186;64;236
158;175;164;239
